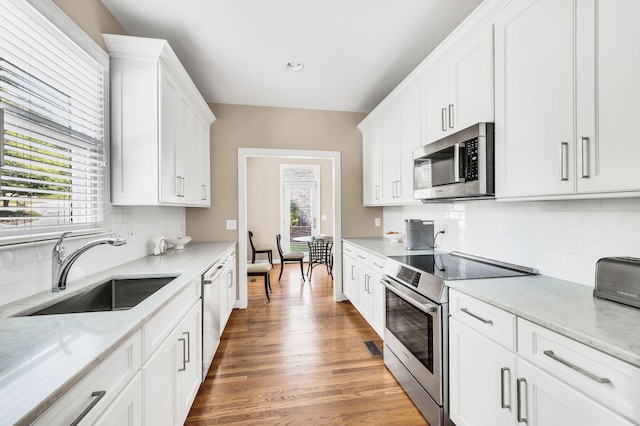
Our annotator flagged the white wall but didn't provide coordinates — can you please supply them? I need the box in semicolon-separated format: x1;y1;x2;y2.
384;198;640;287
0;206;185;306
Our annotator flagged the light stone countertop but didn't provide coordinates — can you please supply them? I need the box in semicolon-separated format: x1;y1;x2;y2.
343;237;438;257
0;241;235;426
446;276;640;368
344;238;640;369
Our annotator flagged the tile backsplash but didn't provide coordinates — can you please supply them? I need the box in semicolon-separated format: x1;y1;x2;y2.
0;206;185;306
384;198;640;287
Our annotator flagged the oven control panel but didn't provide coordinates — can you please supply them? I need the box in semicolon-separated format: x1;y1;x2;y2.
397;266;421;288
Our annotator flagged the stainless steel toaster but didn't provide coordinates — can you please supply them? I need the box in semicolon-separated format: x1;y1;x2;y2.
594;256;640;309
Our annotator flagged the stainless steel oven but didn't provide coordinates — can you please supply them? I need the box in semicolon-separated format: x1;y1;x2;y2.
382;252;537;426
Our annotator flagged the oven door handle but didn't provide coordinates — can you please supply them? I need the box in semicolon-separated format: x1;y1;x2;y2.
381;278;437;314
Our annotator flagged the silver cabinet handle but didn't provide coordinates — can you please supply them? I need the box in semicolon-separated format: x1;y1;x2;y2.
364;275;369;292
581;137;590;178
351;264;356;280
201;184;207;200
183;331;191;363
178;337;187;371
203;279;213;285
375;184;380;200
543;350;611;384
357;254;366;260
448;104;454;129
560;142;569;181
0;108;5;169
441;108;447;132
227;270;233;288
70;390;106;426
460;307;493;324
501;367;511;409
516;378;527;423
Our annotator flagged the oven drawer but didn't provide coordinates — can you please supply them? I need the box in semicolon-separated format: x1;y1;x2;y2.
518;318;640;424
449;289;516;351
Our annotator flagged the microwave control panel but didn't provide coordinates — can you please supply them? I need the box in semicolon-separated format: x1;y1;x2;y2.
465;138;479;181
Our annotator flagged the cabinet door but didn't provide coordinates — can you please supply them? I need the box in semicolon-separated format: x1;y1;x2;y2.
449;318;516;426
174;89;191;202
176;302;202;425
494;0;576;198
225;256;237;314
421;62;449;145
342;254;358;303
362;123;382;205
94;372;142;426
190;111;211;206
517;359;635;426
381;110;401;203
357;267;373;322
159;66;181;204
143;326;179;426
576;1;640;194
397;91;421;203
370;269;384;338
449;26;494;132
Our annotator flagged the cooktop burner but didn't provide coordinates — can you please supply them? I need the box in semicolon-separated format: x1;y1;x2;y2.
388;253;530;281
384;252;538;303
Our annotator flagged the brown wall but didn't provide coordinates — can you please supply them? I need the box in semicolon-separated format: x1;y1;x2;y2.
246;157;333;258
187;104;383;242
52;0;127;49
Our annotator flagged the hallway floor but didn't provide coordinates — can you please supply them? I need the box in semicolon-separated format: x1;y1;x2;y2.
185;262;427;425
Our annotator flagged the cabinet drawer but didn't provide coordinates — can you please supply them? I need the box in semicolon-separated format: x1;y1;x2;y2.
369;254;386;274
449;289;516;351
343;242;356;258
34;330;142;426
518;318;640;424
355;248;370;264
143;277;200;359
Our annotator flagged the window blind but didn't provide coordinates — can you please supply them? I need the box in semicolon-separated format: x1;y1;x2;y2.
0;0;106;242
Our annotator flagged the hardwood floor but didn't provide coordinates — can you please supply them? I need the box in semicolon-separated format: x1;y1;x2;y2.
185;262;428;425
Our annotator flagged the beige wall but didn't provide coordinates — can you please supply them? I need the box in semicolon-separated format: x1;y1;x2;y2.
187;104;383;242
246;157;333;258
52;0;127;49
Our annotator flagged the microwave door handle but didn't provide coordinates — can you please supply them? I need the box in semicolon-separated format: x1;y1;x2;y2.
454;143;465;183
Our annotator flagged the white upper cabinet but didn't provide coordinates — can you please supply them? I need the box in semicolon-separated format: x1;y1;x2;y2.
421;25;494;145
577;0;640;194
495;0;640;199
105;34;215;207
362;122;382;206
360;87;421;206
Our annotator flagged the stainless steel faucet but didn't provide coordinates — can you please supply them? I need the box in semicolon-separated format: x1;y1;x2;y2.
52;232;127;291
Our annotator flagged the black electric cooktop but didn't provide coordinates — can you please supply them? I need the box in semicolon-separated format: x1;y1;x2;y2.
388;253;530;281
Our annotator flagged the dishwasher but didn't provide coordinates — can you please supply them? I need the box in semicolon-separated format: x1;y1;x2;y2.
202;255;226;380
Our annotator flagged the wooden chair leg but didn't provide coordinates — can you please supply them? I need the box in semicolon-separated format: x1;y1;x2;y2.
264;273;270;302
299;259;305;281
269;251;273;268
278;263;284;281
252;252;256;263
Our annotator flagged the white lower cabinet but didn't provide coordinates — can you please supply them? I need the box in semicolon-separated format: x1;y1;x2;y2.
94;371;143;426
219;248;237;332
516;358;633;426
33;331;142;426
449;289;639;426
143;300;202;426
449;318;516;426
341;243;385;338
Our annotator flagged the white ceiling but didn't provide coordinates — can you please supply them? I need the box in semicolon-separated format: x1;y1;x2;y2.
101;0;483;113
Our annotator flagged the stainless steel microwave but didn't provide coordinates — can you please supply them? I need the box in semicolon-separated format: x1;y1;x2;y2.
413;122;494;201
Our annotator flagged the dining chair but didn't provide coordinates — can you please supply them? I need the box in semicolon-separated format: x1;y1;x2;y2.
248;231;273;268
246;263;272;301
275;234;305;281
307;238;333;280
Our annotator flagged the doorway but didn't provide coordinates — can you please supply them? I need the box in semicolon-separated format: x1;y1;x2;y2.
238;148;342;309
281;165;320;255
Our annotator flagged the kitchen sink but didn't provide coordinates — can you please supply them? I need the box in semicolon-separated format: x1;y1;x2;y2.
25;276;177;316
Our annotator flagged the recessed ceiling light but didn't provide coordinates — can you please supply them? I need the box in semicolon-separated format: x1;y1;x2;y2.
286;61;304;71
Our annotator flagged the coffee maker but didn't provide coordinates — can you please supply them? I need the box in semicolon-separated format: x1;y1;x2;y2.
405;219;434;250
